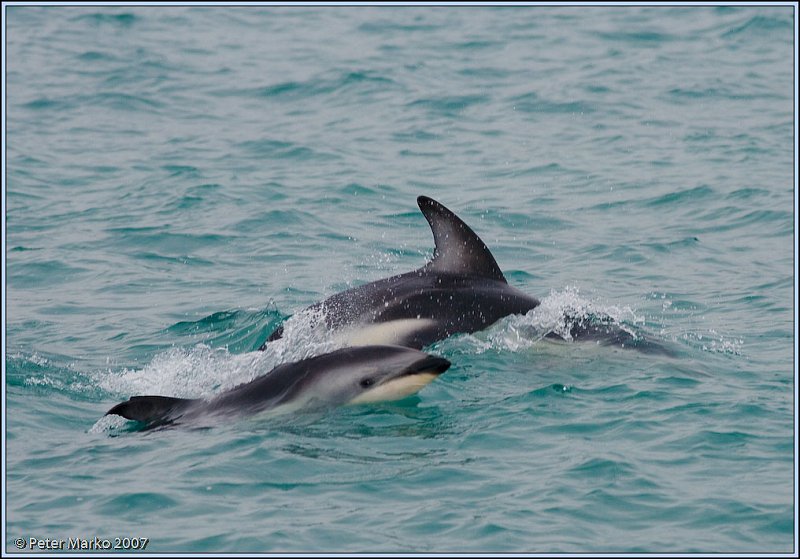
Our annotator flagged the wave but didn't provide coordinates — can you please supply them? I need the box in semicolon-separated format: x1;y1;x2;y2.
461;286;647;353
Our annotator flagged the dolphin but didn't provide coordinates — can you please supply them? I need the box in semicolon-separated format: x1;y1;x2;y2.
259;196;541;350
106;345;451;429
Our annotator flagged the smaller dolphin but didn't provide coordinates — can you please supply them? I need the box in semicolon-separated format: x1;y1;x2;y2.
106;345;451;429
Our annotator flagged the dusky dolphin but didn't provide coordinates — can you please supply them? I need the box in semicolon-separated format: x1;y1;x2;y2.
259;196;541;350
106;345;451;429
258;196;672;355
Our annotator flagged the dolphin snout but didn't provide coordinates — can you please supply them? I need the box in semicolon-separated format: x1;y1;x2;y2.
406;355;451;376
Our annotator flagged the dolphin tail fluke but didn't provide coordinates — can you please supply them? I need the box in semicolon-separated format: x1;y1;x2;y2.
106;395;197;424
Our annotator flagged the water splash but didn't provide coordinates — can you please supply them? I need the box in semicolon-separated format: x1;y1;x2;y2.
90;305;346;433
89;413;130;434
681;330;744;355
465;286;645;353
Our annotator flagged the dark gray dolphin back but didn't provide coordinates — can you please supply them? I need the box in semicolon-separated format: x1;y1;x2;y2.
417;196;507;282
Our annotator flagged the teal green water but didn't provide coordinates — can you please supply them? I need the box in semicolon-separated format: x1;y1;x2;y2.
5;6;796;554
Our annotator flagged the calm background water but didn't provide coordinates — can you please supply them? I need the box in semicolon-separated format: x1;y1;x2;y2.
4;5;796;554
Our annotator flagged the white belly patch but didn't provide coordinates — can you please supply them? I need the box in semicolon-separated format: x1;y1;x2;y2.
336;318;438;347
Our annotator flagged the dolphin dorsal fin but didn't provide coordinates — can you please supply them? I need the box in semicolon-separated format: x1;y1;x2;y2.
417;196;506;282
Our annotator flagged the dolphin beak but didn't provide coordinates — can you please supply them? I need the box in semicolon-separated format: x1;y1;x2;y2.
405;355;451;376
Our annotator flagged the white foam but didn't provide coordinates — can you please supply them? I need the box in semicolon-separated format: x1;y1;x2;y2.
94;305;345;408
464;286;643;353
90;305;352;433
89;413;129;434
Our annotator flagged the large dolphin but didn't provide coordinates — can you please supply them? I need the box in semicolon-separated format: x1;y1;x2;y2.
106;345;451;429
259;196;541;350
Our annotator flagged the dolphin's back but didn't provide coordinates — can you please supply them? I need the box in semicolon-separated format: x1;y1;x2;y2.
278;270;538;349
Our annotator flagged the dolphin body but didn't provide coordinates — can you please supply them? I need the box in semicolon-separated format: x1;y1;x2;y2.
259;196;541;350
106;345;451;430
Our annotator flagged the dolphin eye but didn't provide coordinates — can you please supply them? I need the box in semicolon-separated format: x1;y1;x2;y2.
360;378;375;388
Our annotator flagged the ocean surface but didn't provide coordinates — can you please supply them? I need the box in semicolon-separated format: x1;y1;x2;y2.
4;5;796;554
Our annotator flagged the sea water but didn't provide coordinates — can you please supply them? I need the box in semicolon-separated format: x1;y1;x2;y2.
4;5;796;554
